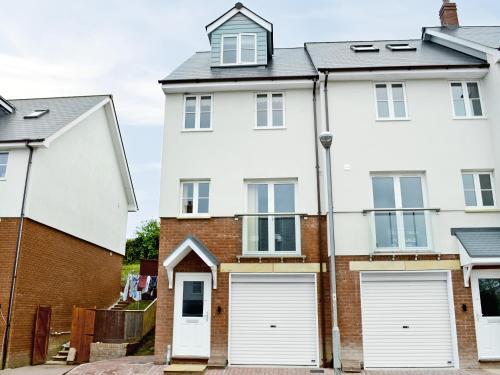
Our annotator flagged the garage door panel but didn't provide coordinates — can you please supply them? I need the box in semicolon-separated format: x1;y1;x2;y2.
229;275;318;366
361;273;455;368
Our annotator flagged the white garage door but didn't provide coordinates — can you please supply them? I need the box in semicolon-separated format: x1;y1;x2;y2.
229;274;318;366
361;272;456;368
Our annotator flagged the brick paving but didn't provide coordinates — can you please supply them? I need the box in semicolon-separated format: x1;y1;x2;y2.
68;356;499;375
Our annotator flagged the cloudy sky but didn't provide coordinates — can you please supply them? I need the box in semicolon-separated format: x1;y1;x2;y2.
1;0;499;237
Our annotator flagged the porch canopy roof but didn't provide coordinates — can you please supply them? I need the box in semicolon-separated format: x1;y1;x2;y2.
451;227;500;286
162;235;219;289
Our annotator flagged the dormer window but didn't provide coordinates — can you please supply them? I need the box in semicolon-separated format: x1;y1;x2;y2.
221;33;256;65
24;109;49;119
350;44;379;52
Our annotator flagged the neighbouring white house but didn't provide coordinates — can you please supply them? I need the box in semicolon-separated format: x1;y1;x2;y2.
155;0;500;371
0;94;137;368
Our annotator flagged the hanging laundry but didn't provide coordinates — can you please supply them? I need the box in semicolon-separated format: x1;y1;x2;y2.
129;275;141;301
137;275;148;291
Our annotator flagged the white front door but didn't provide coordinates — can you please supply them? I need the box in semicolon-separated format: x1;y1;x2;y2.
173;273;211;358
471;269;500;361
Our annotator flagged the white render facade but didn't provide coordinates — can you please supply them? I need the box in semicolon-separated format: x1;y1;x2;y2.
157;1;500;371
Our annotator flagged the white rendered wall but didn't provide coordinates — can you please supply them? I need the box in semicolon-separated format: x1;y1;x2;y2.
0;148;30;217
159;88;318;217
322;78;500;255
26;105;130;254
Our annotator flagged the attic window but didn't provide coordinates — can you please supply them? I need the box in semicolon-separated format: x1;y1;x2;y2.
350;44;379;52
24;109;49;119
386;43;417;51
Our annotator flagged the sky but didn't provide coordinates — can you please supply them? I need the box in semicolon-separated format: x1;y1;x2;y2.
1;0;499;237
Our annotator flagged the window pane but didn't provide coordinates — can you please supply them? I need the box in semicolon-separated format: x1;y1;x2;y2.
471;99;483;116
391;84;404;101
479;278;500;317
467;82;480;99
274;184;295;213
451;83;466;116
257;111;267;127
185;97;196;112
453;100;466;117
198;198;209;213
184;113;195;129
403;212;428;247
241;35;255;49
462;174;475;190
241;49;254;63
464;190;477;206
0;153;8;165
200;112;211;128
198;183;210;213
182;183;194;213
248;184;268;213
372;177;395;208
375;212;398;247
479;174;492;189
256;95;267;110
393;101;406;118
400;177;424;208
375;84;388;101
482;190;494;206
272;110;283;127
223;49;237;64
275;217;296;251
272;94;283;110
0;165;6;178
223;36;237;49
377;101;390;118
182;281;204;317
200;96;211;111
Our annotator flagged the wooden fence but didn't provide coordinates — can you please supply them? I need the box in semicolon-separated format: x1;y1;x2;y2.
93;299;156;344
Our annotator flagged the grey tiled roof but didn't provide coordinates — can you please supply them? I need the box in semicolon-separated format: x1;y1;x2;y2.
187;235;220;265
305;39;487;71
427;26;500;50
452;228;500;258
0;95;109;142
159;47;317;83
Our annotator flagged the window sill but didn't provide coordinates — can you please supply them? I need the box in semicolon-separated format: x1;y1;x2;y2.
238;254;304;261
253;126;287;130
0;178;6;182
181;129;213;133
375;118;411;122
452;116;488;121
372;249;434;254
464;207;500;213
176;215;212;220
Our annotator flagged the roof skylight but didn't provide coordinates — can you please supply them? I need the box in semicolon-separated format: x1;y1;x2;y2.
24;109;49;119
350;44;379;52
386;43;417;51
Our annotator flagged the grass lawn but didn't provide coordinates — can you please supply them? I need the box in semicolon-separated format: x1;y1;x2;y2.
126;300;153;310
121;262;140;285
133;329;155;356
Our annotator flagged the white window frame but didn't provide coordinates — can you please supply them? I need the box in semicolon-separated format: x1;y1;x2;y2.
374;82;409;121
179;180;211;217
461;171;495;208
0;152;8;180
254;92;286;129
220;33;257;66
370;173;432;252
182;95;213;131
242;180;301;255
449;81;486;119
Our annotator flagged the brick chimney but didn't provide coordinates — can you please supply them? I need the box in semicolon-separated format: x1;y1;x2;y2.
439;0;459;28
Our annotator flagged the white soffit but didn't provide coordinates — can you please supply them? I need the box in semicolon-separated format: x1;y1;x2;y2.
162;79;313;93
325;68;488;81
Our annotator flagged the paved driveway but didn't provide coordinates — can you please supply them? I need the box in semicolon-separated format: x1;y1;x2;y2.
68;356;499;375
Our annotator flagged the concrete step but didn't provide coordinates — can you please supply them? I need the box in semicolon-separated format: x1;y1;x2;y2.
164;364;206;374
58;350;69;355
51;355;68;360
45;360;67;365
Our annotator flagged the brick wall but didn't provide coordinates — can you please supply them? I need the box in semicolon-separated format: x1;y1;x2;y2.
155;216;333;367
3;218;123;368
336;255;479;369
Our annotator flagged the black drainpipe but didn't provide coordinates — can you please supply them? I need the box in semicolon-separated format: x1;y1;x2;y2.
312;77;327;367
2;142;34;369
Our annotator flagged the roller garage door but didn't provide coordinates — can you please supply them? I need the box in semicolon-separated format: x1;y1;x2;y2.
360;272;456;368
229;274;319;366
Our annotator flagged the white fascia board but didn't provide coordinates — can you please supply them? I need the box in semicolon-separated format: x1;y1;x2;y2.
424;29;499;61
104;101;138;212
206;7;272;35
0;141;46;150
162;79;314;94
320;68;488;82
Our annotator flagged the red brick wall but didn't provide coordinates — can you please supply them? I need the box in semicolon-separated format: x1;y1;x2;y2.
155;216;333;366
0;218;20;368
2;218;123;368
336;255;479;369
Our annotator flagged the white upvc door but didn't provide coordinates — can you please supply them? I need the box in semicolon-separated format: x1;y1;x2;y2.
173;273;211;358
471;269;500;361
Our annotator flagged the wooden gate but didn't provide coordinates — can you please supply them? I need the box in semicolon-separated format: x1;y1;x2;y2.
32;305;51;365
70;306;96;363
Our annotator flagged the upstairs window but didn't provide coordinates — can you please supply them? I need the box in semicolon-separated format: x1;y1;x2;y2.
221;33;256;65
184;95;212;130
0;152;8;178
256;93;284;128
450;81;484;118
181;181;210;215
462;172;495;207
375;83;408;120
